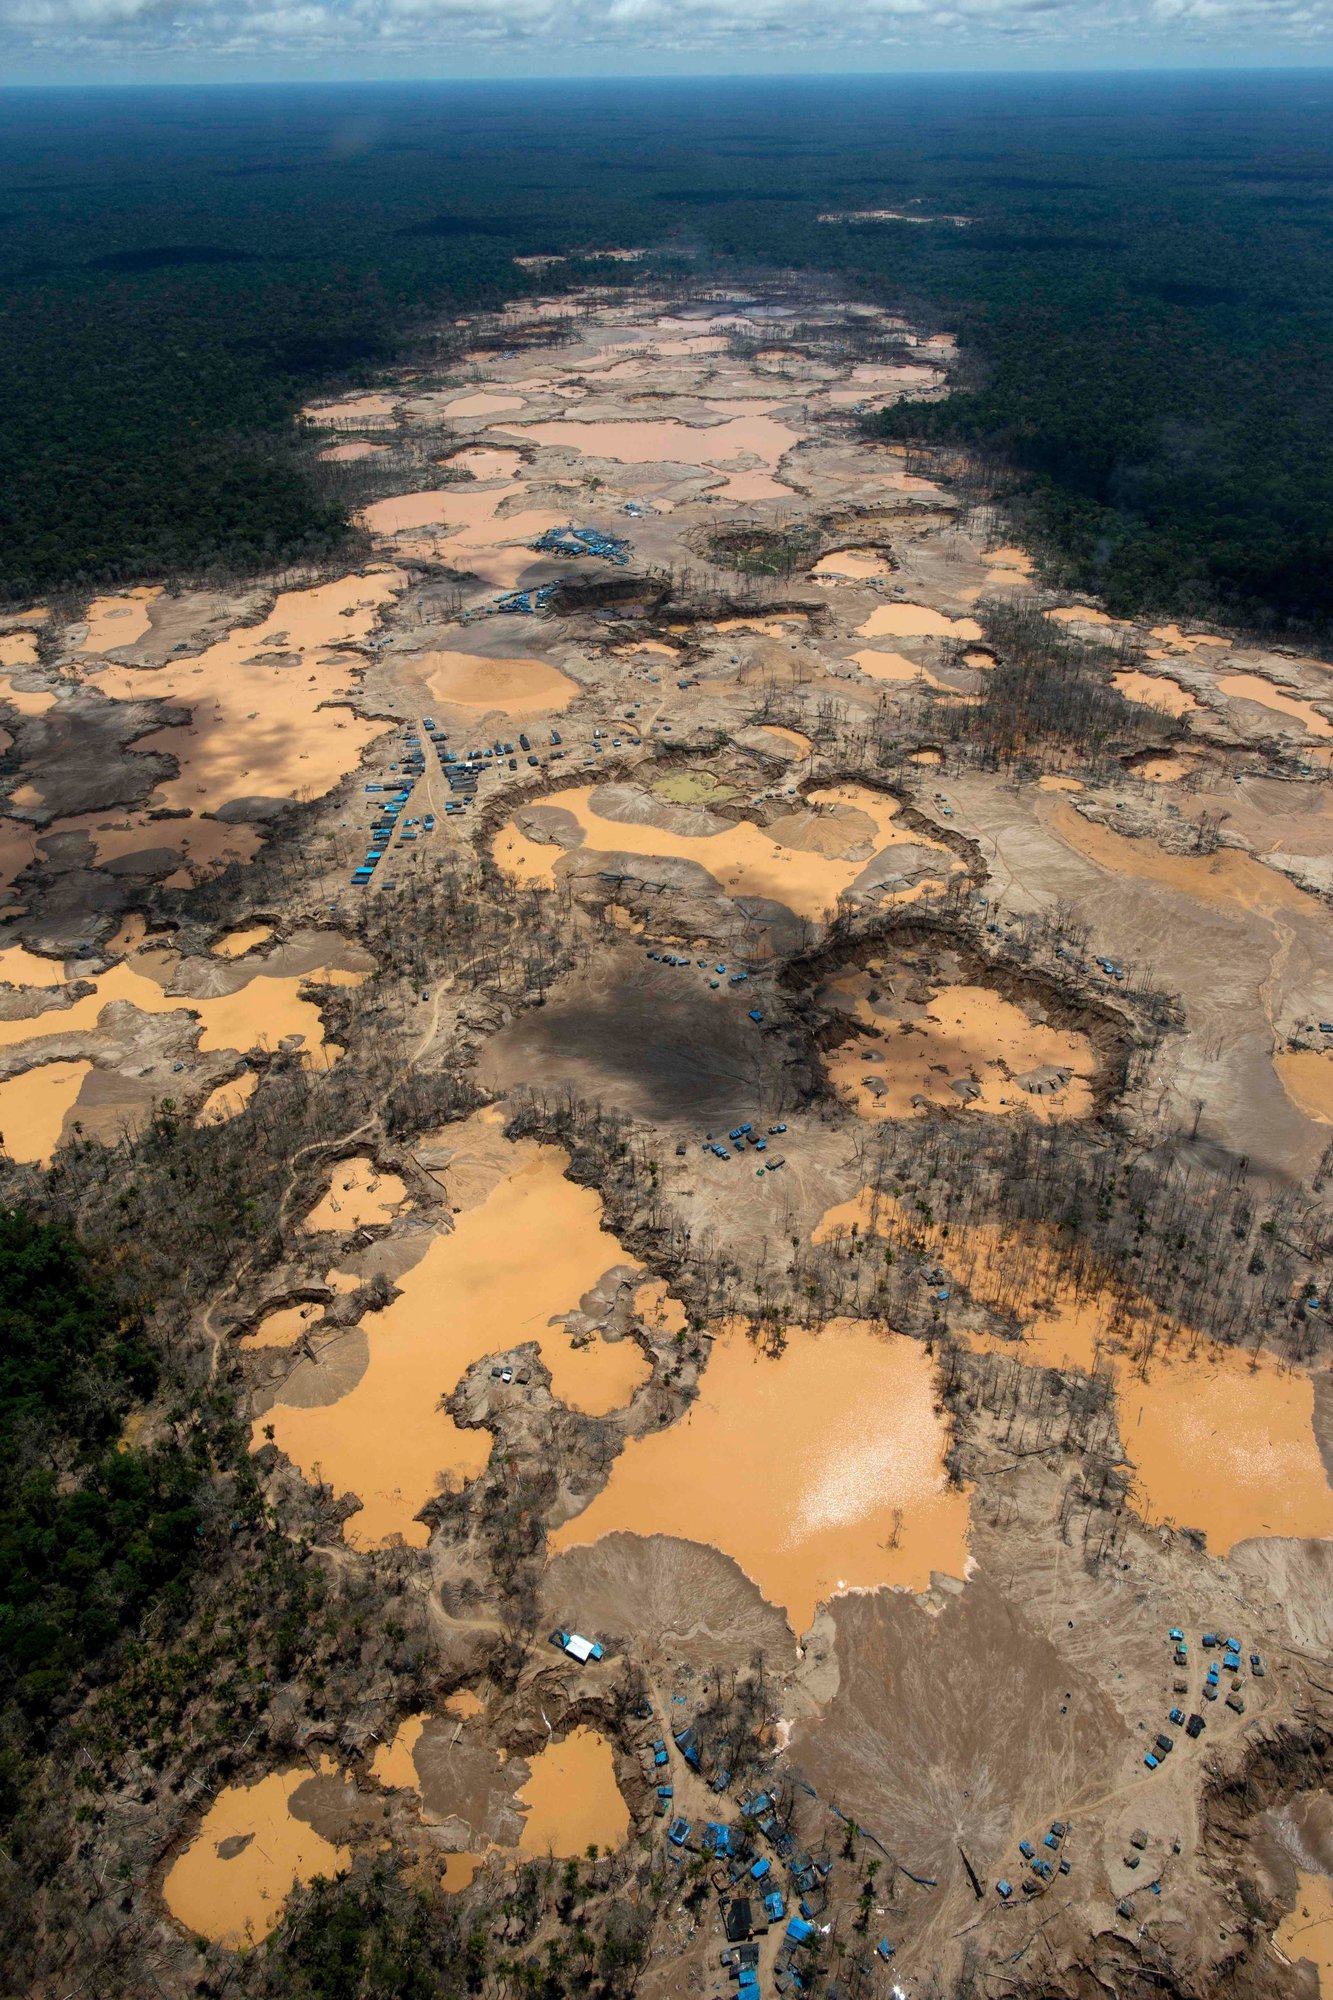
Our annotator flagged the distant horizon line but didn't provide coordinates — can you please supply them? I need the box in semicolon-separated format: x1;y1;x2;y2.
4;63;1333;92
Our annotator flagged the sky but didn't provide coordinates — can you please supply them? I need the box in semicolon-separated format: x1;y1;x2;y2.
1;0;1329;85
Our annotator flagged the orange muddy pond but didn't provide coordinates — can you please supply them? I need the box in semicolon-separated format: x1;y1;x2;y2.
811;549;892;582
1133;754;1197;784
80;587;160;653
493;783;957;925
0;954;352;1067
1276;1873;1333;1995
319;440;387;463
0;1058;94;1164
1151;624;1231;653
211;924;273;959
857;604;984;642
1218;674;1333;740
261;1132;652;1547
162;1758;349;1947
824;977;1095;1121
852;648;953;692
501;413;798;476
816;1191;1333;1555
305;392;396;425
95;571;401;855
0;632;41;671
1275;1050;1333;1124
1112;671;1199;719
196;1070;258;1124
516;1728;629;1858
448;446;524;480
417;650;579;715
550;1317;969;1636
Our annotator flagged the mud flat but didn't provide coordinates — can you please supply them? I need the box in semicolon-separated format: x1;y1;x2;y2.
550;1317;969;1635
162;1759;349;1947
261;1123;653;1546
417;650;579;714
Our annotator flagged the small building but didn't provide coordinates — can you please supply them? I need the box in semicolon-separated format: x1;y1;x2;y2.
724;1899;753;1944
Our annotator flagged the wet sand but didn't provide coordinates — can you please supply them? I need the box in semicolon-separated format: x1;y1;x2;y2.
551;1317;969;1635
262;1134;652;1547
161;1759;349;1947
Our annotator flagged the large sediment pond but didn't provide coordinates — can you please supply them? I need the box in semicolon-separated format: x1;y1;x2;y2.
550;1316;969;1634
494;782;959;923
162;1758;349;1947
816;1191;1333;1554
260;1115;652;1545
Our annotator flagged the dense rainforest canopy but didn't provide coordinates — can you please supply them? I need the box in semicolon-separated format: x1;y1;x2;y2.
2;74;1332;632
0;1206;201;1733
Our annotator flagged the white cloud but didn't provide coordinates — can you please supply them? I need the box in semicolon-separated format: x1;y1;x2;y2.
2;0;1330;65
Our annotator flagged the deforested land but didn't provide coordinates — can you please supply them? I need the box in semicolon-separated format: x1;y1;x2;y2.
1;77;1332;2000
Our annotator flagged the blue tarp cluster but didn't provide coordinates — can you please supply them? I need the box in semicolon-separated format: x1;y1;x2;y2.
530;524;632;565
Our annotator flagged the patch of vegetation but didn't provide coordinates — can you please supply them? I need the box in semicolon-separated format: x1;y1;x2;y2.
704;522;823;579
652;770;738;805
0;1206;204;1720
